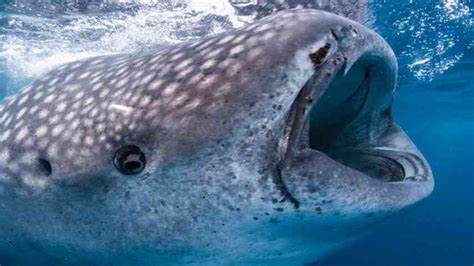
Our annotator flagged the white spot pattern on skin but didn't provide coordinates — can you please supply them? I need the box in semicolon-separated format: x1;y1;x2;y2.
170;52;185;61
116;67;128;76
98;88;110;98
91;76;102;84
71;132;82;145
0;112;9;123
247;48;264;60
79;72;91;79
49;115;61;124
141;74;156;85
233;34;247;44
148;79;163;91
47;143;59;157
64;84;80;92
49;78;59;86
65;112;76;121
262;31;277;40
56;102;67;112
56;64;68;71
38;109;49;119
204;47;225;59
70;120;80;130
15;128;29;143
129;95;140;105
84;119;94;127
175;59;193;71
104;72;115;79
255;23;272;33
33;92;44;100
71;101;81;110
84;135;94;146
139;96;151;107
176;68;194;79
162;82;179;96
144;110;155;120
52;125;64;137
133;71;145;80
0;130;10;142
185;99;201;110
186;73;205;86
116;78;129;88
2;117;11;127
110;104;133;113
84;97;94;106
74;91;85;100
218;35;234;45
90;107;99;117
91;59;103;65
29;106;39;115
92;83;103;91
16;108;27;119
39;74;52;82
14;120;24;130
230;45;245;55
38;139;49;149
70;62;82;70
18;95;29;106
199;47;214;57
96;124;106;133
36;126;48;138
112;89;125;98
201;59;217;70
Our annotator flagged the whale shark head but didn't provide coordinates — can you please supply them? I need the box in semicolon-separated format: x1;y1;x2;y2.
0;9;433;265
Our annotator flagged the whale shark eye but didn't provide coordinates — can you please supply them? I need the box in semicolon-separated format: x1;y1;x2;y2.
113;145;146;175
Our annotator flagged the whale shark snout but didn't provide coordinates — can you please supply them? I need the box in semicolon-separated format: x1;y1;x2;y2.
0;9;433;265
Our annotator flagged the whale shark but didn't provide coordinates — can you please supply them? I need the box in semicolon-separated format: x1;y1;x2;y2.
0;9;433;265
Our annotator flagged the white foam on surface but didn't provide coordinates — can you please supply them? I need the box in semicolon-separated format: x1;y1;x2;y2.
0;0;471;90
0;0;250;93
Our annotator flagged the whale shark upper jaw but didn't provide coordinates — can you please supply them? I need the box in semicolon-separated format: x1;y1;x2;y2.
279;23;434;214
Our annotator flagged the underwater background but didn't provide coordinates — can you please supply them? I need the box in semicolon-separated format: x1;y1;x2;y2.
0;0;472;265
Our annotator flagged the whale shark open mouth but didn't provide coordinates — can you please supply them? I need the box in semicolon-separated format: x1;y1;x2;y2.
277;37;433;209
305;57;430;183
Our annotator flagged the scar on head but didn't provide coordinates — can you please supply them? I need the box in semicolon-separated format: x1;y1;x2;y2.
309;43;331;69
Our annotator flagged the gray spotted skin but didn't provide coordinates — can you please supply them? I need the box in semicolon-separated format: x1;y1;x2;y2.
0;10;433;265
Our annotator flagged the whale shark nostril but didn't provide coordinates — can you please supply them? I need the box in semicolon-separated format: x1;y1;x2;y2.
36;158;52;177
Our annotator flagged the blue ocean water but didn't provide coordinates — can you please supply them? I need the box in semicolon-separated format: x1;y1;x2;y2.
0;1;472;265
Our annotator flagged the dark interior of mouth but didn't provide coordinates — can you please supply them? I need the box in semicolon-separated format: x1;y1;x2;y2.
307;57;405;182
